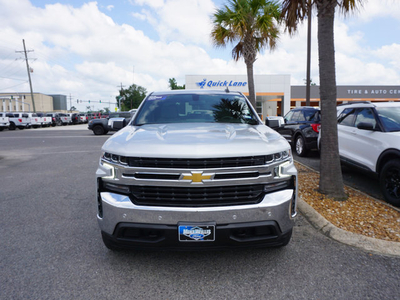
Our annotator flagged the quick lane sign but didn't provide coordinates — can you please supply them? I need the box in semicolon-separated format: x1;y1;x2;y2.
196;79;247;89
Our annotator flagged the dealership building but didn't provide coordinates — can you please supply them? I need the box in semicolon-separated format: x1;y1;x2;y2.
0;93;68;112
186;75;400;119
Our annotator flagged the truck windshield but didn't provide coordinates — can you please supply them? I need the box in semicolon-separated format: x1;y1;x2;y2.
134;93;258;125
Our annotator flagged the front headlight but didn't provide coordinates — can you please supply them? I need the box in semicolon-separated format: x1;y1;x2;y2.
266;149;292;164
102;152;128;165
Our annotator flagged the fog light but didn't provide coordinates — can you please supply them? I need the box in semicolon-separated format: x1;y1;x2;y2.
104;182;130;194
263;180;290;193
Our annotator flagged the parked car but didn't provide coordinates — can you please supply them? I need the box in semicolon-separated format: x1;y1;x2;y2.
7;112;30;130
334;101;400;207
58;113;71;125
266;107;321;157
88;111;132;135
46;113;62;126
0;112;10;131
79;113;88;123
88;112;101;120
36;112;52;127
26;113;42;128
69;113;80;124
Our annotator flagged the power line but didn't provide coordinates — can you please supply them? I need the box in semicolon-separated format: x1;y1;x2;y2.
0;81;28;91
0;75;26;81
0;58;25;77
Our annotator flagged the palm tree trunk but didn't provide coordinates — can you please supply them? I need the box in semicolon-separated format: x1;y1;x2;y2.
317;0;347;200
246;62;256;109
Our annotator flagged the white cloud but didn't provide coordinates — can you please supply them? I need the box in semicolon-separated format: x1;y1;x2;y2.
0;0;398;112
131;0;216;45
131;11;147;21
131;0;165;9
354;0;400;22
106;5;114;11
0;0;223;111
373;44;400;72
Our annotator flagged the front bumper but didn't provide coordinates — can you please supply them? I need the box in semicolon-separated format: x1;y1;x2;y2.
97;188;296;249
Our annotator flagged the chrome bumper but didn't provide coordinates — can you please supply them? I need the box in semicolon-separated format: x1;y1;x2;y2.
97;189;296;235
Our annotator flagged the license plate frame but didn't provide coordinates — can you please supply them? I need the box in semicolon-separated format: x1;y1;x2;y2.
178;223;215;242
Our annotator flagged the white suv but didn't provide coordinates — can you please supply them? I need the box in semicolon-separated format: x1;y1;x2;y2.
336;101;400;207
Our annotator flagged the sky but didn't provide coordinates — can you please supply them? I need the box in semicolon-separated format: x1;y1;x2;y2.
0;0;399;112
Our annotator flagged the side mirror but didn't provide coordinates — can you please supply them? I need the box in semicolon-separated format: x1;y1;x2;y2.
108;117;127;130
357;122;374;131
265;116;284;129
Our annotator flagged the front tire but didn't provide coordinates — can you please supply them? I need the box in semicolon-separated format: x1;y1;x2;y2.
295;135;308;157
93;125;105;135
9;122;16;130
380;159;400;207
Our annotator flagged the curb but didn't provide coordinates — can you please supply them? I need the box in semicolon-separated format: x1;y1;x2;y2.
298;198;400;257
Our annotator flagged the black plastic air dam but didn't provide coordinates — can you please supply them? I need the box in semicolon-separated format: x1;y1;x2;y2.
101;221;293;251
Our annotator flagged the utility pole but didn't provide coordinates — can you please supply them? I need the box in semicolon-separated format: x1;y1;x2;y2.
117;82;125;110
16;40;36;112
68;94;74;111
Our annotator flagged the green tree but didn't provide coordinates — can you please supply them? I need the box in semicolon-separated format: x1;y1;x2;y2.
103;107;110;114
211;0;281;109
70;106;77;112
303;78;316;86
169;78;185;90
117;84;147;111
281;0;362;200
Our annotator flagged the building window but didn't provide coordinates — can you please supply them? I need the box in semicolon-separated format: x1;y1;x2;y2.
256;101;262;114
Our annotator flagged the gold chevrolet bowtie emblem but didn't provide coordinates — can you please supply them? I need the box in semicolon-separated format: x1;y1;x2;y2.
182;172;212;183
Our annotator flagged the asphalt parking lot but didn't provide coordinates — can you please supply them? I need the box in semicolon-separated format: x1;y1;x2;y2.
0;125;399;300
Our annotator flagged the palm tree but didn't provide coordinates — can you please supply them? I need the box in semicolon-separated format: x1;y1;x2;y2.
211;0;281;109
281;0;362;200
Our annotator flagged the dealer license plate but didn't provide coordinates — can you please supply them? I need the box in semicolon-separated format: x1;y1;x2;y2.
178;224;215;242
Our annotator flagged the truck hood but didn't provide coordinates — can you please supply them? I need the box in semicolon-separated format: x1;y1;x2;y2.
102;123;290;158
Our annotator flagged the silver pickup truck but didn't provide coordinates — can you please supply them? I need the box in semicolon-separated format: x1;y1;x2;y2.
96;90;297;250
